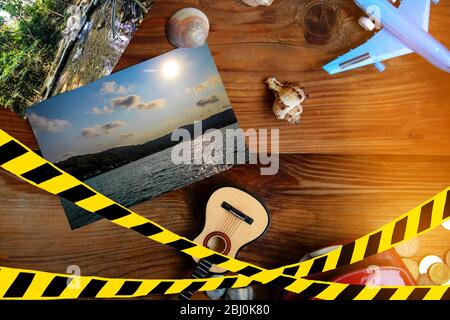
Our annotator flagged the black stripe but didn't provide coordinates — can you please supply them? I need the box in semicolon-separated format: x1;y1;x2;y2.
95;204;130;221
441;287;450;300
364;231;382;258
267;275;296;288
391;217;408;245
300;283;329;298
57;185;96;203
203;254;229;266
373;288;397;300
21;163;62;184
335;285;364;300
237;266;263;277
308;256;327;275
407;288;430;300
4;272;35;298
151;281;173;294
116;281;142;296
167;239;196;250
339;53;371;67
443;190;450;219
0;140;27;165
42;276;71;297
418;200;433;233
130;222;163;236
182;281;205;293
282;266;299;276
218;277;238;289
79;279;107;298
337;242;355;268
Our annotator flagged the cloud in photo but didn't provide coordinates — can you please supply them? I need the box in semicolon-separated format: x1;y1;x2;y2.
81;120;125;138
110;95;166;110
192;75;222;94
88;96;165;115
28;112;70;133
101;81;128;95
119;132;135;140
87;106;114;115
196;94;221;107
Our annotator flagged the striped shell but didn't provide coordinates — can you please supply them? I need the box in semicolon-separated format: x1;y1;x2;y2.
167;8;210;48
266;77;306;125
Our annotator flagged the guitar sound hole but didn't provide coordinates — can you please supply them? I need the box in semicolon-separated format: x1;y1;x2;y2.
203;232;231;255
207;236;227;253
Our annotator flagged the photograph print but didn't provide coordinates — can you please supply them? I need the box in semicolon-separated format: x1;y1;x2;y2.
27;45;245;229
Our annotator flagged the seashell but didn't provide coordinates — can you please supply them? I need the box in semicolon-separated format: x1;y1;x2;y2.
266;77;307;125
241;0;274;7
205;275;226;300
167;8;210;48
224;286;255;300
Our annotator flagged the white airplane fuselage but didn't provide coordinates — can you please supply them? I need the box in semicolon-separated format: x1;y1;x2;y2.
356;0;450;72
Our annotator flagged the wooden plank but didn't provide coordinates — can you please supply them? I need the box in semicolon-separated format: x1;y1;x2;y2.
0;108;38;150
115;0;450;154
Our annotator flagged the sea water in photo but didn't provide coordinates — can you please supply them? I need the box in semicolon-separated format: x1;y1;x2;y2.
62;123;246;228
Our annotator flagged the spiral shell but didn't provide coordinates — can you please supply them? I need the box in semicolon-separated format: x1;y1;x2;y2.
167;8;210;48
241;0;274;7
266;77;306;125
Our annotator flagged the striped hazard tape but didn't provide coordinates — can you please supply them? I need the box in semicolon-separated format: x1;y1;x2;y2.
0;266;448;300
0;129;448;300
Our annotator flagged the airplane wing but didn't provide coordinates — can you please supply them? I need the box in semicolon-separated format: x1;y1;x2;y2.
323;30;412;74
399;0;432;31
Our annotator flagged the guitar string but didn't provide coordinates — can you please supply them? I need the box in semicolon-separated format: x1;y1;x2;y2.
221;216;242;249
209;214;233;251
205;212;246;271
210;213;240;253
210;216;232;250
229;219;243;239
230;219;243;237
223;216;240;239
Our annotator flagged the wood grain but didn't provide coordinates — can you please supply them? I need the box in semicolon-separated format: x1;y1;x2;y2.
115;0;450;155
0;0;449;300
0;139;449;298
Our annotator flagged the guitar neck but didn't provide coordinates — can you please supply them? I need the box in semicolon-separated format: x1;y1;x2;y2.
177;259;213;300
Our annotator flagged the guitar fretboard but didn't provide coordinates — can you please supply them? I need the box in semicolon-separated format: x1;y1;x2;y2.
177;259;213;300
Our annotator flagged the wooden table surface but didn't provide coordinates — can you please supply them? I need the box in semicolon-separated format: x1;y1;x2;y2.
116;0;450;155
0;0;449;300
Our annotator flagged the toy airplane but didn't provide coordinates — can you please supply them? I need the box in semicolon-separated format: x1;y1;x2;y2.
323;0;450;74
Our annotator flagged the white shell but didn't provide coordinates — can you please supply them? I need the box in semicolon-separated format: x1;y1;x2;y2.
241;0;274;7
266;77;306;125
225;287;255;300
205;275;226;300
167;8;210;48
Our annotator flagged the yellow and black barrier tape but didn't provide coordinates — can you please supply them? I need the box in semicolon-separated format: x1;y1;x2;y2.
278;185;450;278
0;266;448;300
0;129;448;300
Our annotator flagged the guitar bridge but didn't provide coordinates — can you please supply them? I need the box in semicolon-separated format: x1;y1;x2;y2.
221;202;253;225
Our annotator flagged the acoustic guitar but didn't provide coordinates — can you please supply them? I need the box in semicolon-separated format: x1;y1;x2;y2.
177;187;270;300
